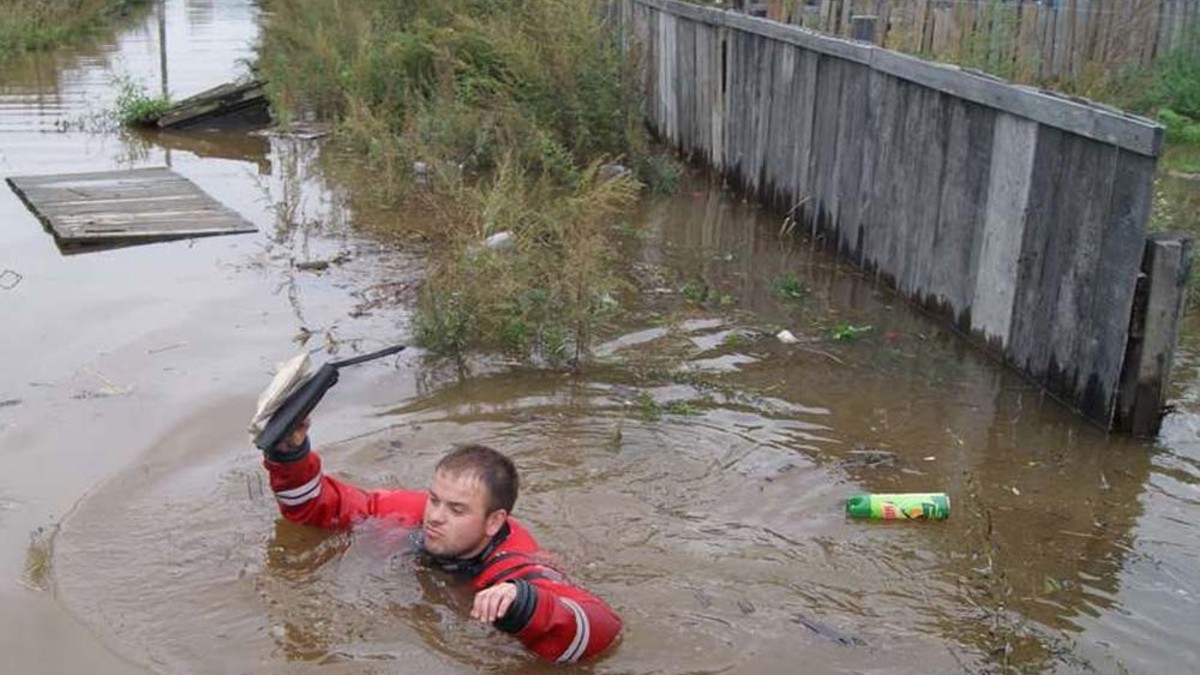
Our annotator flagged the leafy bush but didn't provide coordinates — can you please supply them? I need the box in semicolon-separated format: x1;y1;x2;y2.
1159;108;1200;146
113;76;172;126
1148;46;1200;120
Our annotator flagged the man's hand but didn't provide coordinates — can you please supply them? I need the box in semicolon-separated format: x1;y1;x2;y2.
268;417;311;463
286;417;310;448
471;582;518;624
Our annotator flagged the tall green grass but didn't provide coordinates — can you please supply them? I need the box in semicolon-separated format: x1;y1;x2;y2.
0;0;149;61
258;0;666;365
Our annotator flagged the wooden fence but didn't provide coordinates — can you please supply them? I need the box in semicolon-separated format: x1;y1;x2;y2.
613;0;1191;435
758;0;1200;85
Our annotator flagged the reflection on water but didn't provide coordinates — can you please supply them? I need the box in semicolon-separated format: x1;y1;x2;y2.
1;1;1198;674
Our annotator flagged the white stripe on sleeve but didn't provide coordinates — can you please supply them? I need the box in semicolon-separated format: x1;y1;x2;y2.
275;474;322;506
556;598;591;663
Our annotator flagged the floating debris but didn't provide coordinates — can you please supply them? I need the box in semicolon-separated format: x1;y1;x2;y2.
151;80;269;130
7;167;256;249
776;329;799;344
484;231;514;251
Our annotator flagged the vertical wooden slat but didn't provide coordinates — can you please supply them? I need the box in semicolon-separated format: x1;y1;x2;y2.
1045;137;1118;418
832;60;871;256
1006;125;1067;377
935;99;996;325
1116;234;1194;435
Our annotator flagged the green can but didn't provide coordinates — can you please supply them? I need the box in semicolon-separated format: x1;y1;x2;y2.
846;493;950;520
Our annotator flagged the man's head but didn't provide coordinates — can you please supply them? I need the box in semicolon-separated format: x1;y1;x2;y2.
421;445;519;559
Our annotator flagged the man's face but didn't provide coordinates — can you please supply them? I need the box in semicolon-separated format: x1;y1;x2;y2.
422;469;506;558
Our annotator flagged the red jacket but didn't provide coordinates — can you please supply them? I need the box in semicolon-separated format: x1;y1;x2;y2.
265;451;622;662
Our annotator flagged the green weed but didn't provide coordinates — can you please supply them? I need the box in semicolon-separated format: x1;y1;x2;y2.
831;322;873;342
1159;109;1200;146
1146;45;1200;119
769;274;808;301
633;153;682;194
680;281;708;304
634;392;662;422
113;75;172;126
664;400;703;416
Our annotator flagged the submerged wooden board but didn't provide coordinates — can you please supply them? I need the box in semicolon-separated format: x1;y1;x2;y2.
6;167;256;246
154;80;270;130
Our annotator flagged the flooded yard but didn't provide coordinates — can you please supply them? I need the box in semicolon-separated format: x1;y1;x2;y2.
1;2;1199;673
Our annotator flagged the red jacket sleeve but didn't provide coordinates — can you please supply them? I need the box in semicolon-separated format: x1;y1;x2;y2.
506;579;622;662
264;451;426;530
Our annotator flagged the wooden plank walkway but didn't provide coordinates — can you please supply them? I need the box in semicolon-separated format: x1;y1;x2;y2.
6;167;256;247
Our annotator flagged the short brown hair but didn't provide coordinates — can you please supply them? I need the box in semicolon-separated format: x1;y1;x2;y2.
435;444;519;514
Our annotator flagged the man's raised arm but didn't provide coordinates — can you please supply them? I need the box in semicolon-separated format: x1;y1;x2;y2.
264;420;425;530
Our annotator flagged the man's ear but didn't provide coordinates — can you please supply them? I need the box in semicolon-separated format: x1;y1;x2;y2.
484;508;508;537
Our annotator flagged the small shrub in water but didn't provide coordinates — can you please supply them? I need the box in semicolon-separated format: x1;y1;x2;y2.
769;275;808;301
114;75;172;127
634;153;682;194
831;322;873;342
681;281;708;304
634;391;662;422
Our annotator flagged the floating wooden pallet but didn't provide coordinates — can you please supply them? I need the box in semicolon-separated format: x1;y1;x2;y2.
6;167;257;247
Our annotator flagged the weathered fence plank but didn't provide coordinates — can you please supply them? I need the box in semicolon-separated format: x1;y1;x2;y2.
1115;234;1194;435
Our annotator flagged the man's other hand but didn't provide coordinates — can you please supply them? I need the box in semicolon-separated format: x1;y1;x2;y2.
471;582;518;624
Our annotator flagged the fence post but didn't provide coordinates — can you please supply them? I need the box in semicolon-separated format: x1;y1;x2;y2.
1115;234;1194;436
851;15;878;42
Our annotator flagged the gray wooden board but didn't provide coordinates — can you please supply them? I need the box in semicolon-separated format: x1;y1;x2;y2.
725;29;744;180
833;60;869;257
894;80;923;293
1122;233;1193;433
695;23;712;159
790;48;819;209
765;38;790;205
861;72;899;274
933;99;995;321
710;24;720;169
751;34;772;196
876;73;906;278
154;80;268;130
1048;135;1119;414
743;34;763;194
905;85;947;297
1008;125;1068;378
680;15;695;149
855;68;886;267
1083;150;1153;423
810;55;844;234
779;44;805;210
6;167;256;245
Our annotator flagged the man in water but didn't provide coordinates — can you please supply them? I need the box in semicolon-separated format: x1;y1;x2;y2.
262;418;622;663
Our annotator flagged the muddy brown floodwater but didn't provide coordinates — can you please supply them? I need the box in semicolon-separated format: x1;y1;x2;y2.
2;2;1199;674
